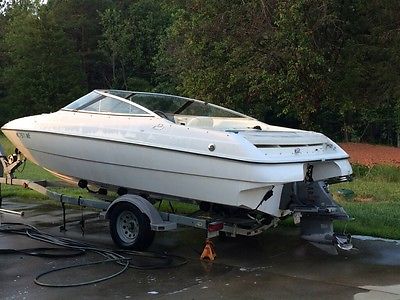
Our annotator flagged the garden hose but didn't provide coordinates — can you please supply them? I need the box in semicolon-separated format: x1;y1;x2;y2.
0;222;187;287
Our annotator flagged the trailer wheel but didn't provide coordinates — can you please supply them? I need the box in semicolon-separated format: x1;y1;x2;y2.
109;202;155;250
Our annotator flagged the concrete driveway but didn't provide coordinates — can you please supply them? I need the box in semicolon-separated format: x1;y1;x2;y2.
1;198;400;299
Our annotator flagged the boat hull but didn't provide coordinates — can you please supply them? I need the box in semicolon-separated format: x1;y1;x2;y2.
2;128;351;217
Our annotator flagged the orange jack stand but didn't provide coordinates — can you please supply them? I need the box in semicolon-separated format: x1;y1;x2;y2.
200;239;216;261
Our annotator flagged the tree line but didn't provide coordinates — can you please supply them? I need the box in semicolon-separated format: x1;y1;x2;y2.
1;0;399;145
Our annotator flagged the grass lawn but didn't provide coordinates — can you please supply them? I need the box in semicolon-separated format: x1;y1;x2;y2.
331;165;400;239
1;133;400;239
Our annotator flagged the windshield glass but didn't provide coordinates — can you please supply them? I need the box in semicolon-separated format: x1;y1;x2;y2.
127;92;246;118
63;91;101;110
62;91;149;115
127;93;188;113
62;90;249;118
81;96;148;114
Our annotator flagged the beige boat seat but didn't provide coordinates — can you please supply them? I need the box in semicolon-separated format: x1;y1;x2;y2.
187;117;214;129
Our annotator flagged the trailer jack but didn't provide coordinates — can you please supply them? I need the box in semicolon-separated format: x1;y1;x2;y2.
200;239;217;261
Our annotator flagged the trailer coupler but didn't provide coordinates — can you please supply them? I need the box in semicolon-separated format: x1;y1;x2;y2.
0;148;25;180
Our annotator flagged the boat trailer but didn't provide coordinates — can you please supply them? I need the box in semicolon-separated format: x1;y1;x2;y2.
0;147;280;260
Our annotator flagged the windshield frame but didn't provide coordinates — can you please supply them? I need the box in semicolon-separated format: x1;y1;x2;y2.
61;89;254;119
61;90;157;117
112;90;252;119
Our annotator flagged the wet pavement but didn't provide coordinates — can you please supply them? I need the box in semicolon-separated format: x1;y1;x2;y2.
1;198;400;299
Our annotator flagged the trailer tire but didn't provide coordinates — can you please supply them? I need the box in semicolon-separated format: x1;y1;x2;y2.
109;202;155;250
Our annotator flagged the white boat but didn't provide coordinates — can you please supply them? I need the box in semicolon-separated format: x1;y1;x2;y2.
1;90;353;251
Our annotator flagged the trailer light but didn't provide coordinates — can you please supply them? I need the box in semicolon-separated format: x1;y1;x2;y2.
208;221;223;232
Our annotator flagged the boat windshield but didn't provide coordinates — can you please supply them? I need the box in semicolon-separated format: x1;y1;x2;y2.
62;90;248;118
109;90;247;118
62;91;150;115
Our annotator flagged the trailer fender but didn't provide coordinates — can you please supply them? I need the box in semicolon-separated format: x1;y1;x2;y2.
105;194;176;231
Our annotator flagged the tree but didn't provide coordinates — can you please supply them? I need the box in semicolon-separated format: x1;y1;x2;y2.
99;7;134;88
1;0;399;146
156;0;347;128
0;8;8;126
99;0;173;90
156;1;277;117
2;1;85;120
46;0;111;89
156;0;400;144
330;0;400;143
